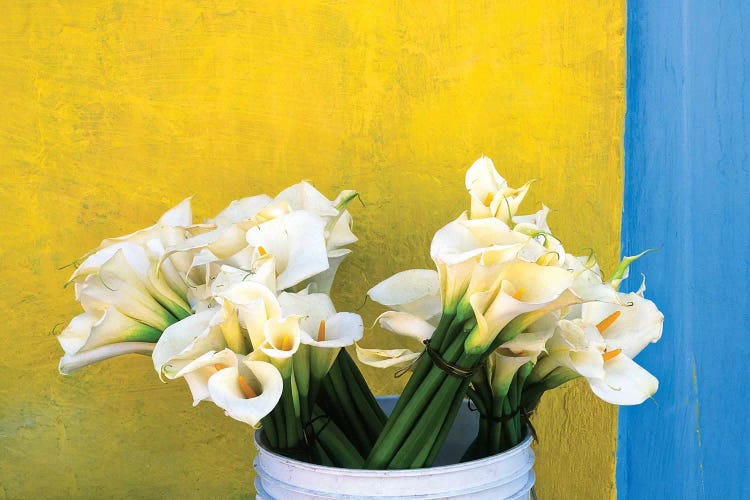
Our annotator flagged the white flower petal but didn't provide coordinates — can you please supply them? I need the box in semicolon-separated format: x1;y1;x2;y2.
78;251;175;331
221;282;281;349
355;344;421;369
173;348;240;405
277;291;336;335
79;306;161;352
207;359;283;427
488;351;535;397
367;269;441;320
582;294;664;358
275;182;338;217
152;309;222;378
260;316;302;360
59;342;154;375
210;195;274;227
587;354;659;405
246;211;330;290
376;311;435;342
58;312;98;355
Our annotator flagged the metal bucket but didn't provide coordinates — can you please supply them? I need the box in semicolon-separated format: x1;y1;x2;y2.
254;396;535;499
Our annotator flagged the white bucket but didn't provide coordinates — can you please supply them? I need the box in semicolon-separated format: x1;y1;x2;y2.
254;396;535;499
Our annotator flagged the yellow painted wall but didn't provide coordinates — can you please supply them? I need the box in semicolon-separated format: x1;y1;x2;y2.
0;2;624;498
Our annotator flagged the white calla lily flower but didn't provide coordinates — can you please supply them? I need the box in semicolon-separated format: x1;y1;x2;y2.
297;248;349;294
465;261;575;353
587;354;659;405
581;293;663;358
209;195;275;228
355;344;421;369
488;351;537;399
260;316;303;376
539;303;661;405
374;311;435;342
465;156;533;222
246;210;329;291
59;342;155;375
152;309;227;379
367;269;442;322
173;348;240;405
219;281;282;350
207;358;283;428
77;250;181;331
58;307;161;359
429;214;537;310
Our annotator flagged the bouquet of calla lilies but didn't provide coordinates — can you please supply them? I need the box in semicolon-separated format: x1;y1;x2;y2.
57;156;663;470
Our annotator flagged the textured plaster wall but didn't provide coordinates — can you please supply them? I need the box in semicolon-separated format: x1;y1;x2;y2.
0;2;624;498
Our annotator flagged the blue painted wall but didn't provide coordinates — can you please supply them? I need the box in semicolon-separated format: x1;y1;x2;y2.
619;1;750;498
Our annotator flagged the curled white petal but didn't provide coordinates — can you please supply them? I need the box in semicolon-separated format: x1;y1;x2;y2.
59;342;154;375
207;360;283;427
375;311;435;342
355;344;421;369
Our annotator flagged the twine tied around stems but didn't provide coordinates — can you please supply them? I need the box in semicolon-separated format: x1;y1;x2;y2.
467;400;539;443
395;339;483;379
301;414;332;447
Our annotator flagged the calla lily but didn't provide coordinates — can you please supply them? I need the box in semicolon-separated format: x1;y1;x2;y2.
487;351;537;400
246;210;330;291
208;194;275;228
296;248;349;294
207;357;283;427
367;269;442;322
70;198;194;283
277;289;363;417
465;261;575;354
275;182;359;251
219;281;282;350
77;250;185;330
581;292;663;358
429;214;539;310
355;344;422;369
152;309;228;380
59;342;155;375
465;156;533;222
536;299;662;405
172;348;240;405
211;257;278;298
373;312;435;342
259;316;302;377
587;354;659;405
58;307;161;358
302;313;363;378
165;195;275;260
151;295;253;383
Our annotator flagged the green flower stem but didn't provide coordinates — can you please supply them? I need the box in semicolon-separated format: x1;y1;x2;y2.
387;375;466;469
281;376;302;449
270;405;286;449
310;406;365;468
422;383;470;467
326;360;373;455
260;415;279;449
509;375;522;447
365;319;471;468
337;349;387;426
374;313;457;441
336;351;386;444
311;441;334;467
501;398;514;449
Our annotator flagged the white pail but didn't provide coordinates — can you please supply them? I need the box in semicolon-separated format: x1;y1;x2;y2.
254;396;535;499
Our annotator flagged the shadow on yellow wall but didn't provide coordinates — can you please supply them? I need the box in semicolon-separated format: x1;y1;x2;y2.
0;2;623;498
